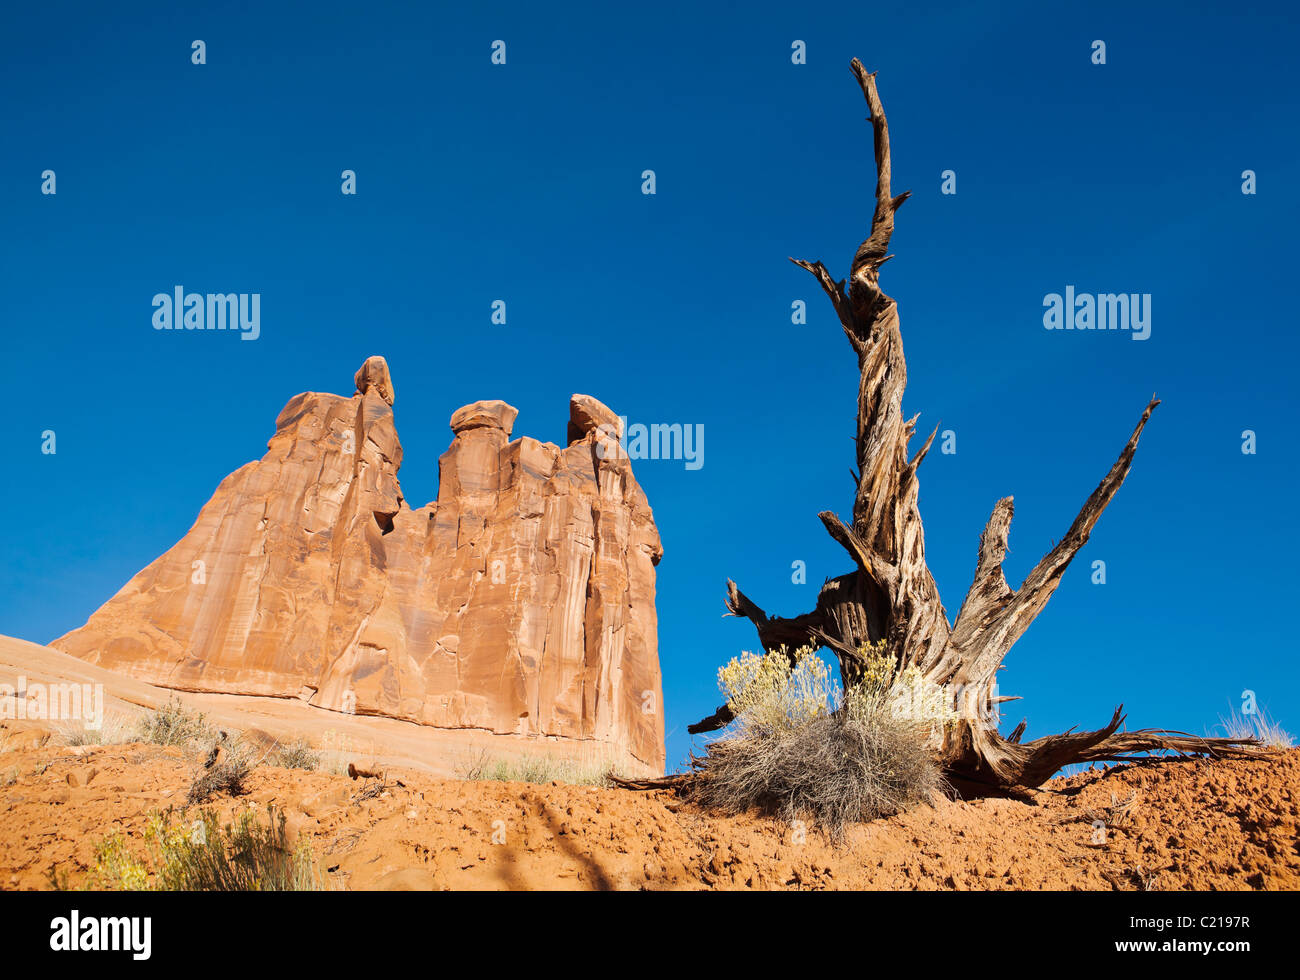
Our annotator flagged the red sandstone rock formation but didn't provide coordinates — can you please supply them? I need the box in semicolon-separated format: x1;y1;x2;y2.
52;357;666;772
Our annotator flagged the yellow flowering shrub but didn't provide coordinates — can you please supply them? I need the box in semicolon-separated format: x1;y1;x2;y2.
699;639;952;831
844;641;956;744
718;639;955;741
57;805;324;891
718;645;838;732
88;832;150;891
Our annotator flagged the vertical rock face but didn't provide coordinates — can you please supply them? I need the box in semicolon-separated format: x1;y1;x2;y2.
52;358;666;773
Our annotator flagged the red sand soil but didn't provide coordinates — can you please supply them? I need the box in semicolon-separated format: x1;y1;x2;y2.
1;721;1295;890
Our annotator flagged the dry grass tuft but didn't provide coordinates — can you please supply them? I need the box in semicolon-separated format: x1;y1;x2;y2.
51;713;134;747
688;707;945;837
1215;707;1293;749
457;746;622;787
269;736;320;771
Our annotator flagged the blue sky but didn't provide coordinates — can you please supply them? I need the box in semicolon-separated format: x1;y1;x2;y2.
2;1;1297;772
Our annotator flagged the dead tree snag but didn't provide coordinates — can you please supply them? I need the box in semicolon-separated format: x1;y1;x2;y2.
689;60;1262;792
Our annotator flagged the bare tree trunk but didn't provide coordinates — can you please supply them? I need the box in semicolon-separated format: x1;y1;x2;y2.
689;60;1261;792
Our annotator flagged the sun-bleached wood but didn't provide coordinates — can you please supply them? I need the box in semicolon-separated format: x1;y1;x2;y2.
688;61;1263;791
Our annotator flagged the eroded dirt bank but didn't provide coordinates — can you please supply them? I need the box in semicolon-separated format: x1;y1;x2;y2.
1;728;1295;890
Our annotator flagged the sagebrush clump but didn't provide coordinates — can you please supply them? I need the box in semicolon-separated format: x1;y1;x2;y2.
691;644;949;836
135;697;214;750
717;646;838;733
58;805;324;891
186;747;254;804
270;736;321;771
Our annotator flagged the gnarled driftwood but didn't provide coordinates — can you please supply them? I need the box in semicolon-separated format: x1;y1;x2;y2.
688;59;1263;792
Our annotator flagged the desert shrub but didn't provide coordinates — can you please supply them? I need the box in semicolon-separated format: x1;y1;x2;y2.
186;740;256;804
691;709;945;834
1216;707;1294;749
847;647;957;746
690;644;949;836
270;736;320;771
718;646;838;732
135;697;214;750
83;830;150;891
67;805;323;891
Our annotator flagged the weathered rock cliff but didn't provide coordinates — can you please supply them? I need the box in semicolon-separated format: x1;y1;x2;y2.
53;357;665;772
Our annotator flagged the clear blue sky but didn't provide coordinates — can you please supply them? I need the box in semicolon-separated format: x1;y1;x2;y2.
2;1;1296;772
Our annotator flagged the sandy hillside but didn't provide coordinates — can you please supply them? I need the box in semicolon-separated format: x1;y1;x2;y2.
1;727;1295;891
3;632;1296;891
